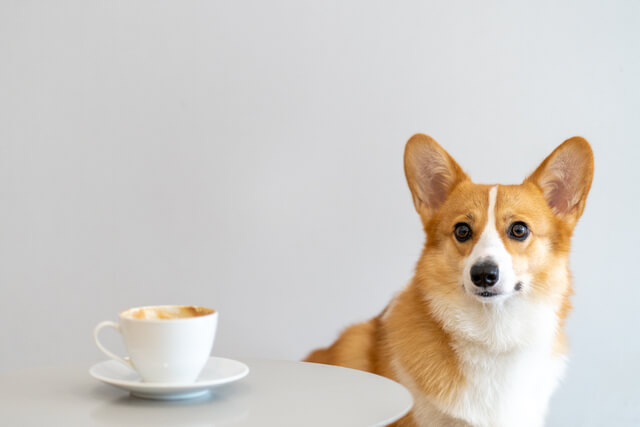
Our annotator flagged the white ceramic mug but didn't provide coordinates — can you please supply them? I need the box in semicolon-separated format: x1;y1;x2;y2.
94;305;218;383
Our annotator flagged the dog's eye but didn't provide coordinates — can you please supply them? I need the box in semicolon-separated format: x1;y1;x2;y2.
508;222;530;241
454;223;472;242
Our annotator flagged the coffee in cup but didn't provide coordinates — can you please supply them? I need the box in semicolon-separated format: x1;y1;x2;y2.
94;305;218;383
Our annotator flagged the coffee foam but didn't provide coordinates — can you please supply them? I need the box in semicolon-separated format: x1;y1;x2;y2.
123;306;214;320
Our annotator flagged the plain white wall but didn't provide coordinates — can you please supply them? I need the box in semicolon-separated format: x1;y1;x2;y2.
1;0;639;425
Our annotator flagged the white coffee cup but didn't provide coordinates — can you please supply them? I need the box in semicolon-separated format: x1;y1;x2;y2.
94;305;218;383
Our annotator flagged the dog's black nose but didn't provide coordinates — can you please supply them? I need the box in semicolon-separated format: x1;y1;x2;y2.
470;260;499;288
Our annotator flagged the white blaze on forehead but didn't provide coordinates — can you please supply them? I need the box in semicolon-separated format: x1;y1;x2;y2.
475;186;500;259
463;186;517;295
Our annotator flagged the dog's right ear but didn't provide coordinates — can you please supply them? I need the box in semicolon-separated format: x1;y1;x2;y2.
404;134;469;224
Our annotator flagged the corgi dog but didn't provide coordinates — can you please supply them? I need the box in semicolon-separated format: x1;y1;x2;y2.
305;134;594;427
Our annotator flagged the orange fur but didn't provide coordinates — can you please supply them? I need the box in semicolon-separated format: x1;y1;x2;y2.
305;134;593;427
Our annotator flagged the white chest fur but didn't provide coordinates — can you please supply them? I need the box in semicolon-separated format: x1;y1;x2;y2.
446;341;566;427
395;348;565;427
393;299;566;427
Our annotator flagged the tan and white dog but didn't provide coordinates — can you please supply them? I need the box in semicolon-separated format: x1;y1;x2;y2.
305;134;594;427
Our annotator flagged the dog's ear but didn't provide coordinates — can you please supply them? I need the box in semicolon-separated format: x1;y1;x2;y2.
525;137;594;228
404;134;469;224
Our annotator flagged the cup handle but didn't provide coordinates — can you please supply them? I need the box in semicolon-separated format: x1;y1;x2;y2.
94;321;133;368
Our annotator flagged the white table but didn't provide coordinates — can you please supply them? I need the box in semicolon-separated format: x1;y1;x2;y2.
0;359;413;426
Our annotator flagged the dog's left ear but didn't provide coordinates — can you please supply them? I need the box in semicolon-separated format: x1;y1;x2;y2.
525;137;594;227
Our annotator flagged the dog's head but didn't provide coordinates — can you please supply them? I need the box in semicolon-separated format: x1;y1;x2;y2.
404;134;593;339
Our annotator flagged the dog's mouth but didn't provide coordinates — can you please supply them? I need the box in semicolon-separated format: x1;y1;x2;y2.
476;291;499;298
472;282;523;299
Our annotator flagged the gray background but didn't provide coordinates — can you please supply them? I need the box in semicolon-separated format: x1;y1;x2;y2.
1;1;638;425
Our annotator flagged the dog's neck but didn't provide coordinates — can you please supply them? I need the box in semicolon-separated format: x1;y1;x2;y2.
421;282;562;355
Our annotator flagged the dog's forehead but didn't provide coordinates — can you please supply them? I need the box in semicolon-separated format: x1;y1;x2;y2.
434;181;554;236
440;182;491;221
438;182;552;231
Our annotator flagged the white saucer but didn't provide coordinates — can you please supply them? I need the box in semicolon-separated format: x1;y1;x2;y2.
90;357;249;400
